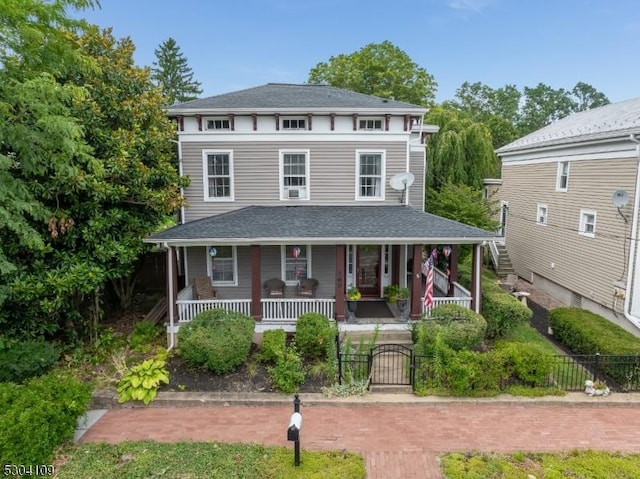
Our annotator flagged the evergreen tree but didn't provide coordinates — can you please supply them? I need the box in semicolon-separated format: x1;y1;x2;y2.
152;37;202;104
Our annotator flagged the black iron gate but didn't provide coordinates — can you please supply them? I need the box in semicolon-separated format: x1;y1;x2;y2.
369;344;414;386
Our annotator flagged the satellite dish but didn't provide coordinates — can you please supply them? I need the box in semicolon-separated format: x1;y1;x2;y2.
389;172;415;190
612;190;629;208
389;172;415;204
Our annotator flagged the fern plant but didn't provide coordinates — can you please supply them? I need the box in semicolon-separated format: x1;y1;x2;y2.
117;356;169;405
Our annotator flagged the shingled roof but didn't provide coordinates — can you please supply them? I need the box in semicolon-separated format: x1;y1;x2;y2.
145;205;498;245
497;97;640;154
166;83;427;114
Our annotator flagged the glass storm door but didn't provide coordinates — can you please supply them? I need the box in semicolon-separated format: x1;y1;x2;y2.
357;245;381;297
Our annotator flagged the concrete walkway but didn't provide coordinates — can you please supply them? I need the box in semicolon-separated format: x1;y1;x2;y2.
79;391;640;479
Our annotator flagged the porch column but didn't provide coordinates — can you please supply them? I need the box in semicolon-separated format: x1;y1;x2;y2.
448;244;459;296
335;244;346;321
410;244;423;320
251;245;262;321
470;243;482;314
391;245;400;286
166;246;178;346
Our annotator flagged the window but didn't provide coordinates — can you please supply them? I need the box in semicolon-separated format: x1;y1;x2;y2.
205;118;230;130
282;118;306;130
557;161;569;191
280;150;309;199
281;245;311;284
537;204;548;226
359;118;382;130
207;245;237;285
203;151;233;201
356;151;385;200
579;209;596;237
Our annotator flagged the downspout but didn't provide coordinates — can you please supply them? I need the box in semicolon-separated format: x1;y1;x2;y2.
623;134;640;329
165;242;176;351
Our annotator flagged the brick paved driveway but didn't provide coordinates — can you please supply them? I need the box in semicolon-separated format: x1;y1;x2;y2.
80;402;640;478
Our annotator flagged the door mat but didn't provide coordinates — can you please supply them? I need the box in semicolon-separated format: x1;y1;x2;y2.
355;301;394;318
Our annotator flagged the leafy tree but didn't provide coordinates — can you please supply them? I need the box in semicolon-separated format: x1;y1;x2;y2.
425;107;499;192
152;37;202;105
572;81;610;112
308;40;437;106
518;83;578;134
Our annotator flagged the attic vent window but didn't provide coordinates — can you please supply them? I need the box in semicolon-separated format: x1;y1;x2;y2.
282;118;306;130
359;118;383;130
205;118;230;130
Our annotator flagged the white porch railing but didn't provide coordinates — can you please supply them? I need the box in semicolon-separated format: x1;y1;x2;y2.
261;298;335;322
177;298;252;322
422;296;473;316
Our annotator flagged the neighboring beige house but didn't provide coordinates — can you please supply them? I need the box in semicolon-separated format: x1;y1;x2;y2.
144;83;500;343
494;97;640;336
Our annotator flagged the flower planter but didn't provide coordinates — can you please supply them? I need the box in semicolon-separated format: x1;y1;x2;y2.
396;298;409;321
346;300;358;322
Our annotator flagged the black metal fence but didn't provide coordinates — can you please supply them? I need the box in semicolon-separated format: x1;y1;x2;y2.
338;347;640;393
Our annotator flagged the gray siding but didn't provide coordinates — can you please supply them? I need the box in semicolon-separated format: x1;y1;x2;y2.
501;157;636;312
408;149;425;209
182;140;412;221
185;244;336;299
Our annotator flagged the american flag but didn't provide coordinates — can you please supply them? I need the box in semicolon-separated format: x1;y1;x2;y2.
423;251;435;309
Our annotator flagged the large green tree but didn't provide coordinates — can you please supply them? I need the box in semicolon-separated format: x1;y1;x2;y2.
0;4;187;340
308;40;437;106
152;37;202;105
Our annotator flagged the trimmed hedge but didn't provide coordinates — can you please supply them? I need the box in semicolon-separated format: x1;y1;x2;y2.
414;304;487;352
549;307;640;355
258;329;287;364
295;312;333;361
482;281;532;338
0;371;91;464
495;341;555;386
178;308;255;374
0;338;59;383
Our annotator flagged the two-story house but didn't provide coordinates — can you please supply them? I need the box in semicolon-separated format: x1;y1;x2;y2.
494;97;640;336
144;83;499;343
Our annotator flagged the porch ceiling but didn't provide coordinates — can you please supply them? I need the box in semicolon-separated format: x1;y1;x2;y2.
146;206;500;246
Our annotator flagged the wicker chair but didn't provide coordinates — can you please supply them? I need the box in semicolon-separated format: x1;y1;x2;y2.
264;278;286;297
194;276;218;300
297;278;319;298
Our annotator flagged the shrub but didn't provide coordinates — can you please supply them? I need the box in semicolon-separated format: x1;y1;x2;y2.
178;309;255;374
482;281;532;338
268;345;305;393
129;321;163;351
549;307;640;355
258;329;287;364
414;304;487;352
0;371;91;464
0;338;59;383
496;341;555;386
295;312;333;361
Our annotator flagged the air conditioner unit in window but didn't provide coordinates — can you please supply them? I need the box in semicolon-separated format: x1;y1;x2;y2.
288;188;307;199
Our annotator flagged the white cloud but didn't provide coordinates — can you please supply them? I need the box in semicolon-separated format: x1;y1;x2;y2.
448;0;496;13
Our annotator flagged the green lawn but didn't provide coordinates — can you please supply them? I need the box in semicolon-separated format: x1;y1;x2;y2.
56;441;365;479
441;450;640;478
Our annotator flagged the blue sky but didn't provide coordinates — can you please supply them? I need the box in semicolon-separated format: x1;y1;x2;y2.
79;0;639;104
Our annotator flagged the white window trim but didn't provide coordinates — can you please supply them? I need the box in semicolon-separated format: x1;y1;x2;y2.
536;204;548;226
355;150;386;201
556;161;569;192
579;209;597;238
279;149;310;201
206;245;238;286
281;245;312;286
204;117;230;131
281;116;307;130
202;150;234;202
358;117;384;131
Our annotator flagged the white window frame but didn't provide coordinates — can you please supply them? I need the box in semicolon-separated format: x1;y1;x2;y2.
355;150;386;201
202;150;234;202
556;161;569;192
206;245;238;286
281;117;307;130
358;118;383;131
579;209;597;238
281;245;312;286
279;149;310;200
204;117;230;131
537;204;548;226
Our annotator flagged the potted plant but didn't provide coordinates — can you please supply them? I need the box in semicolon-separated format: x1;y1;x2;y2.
395;287;410;320
383;284;399;304
346;285;361;321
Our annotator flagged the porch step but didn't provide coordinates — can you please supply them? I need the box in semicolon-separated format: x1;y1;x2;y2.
369;384;413;394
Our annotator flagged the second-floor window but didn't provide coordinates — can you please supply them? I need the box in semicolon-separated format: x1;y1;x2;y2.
205;118;230;130
557;161;569;191
282;117;306;130
280;150;309;200
203;150;234;201
356;151;385;200
359;118;383;130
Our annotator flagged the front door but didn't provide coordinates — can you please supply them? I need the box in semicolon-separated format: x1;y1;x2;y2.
357;245;381;297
